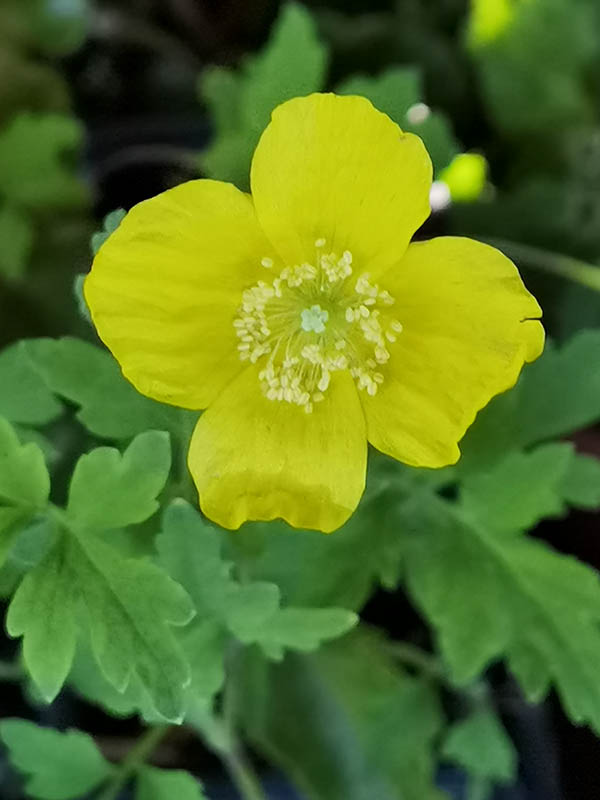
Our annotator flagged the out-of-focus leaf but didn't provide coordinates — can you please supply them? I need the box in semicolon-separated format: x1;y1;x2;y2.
200;2;327;188
0;0;89;57
336;67;460;173
561;453;600;508
459;443;575;532
29;0;90;57
0;204;34;281
336;67;421;125
0;47;70;124
240;628;445;800
0;113;86;210
442;709;517;784
135;766;209;800
468;0;597;133
91;208;126;256
0;719;112;800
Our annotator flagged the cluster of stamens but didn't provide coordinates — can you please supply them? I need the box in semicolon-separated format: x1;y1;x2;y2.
233;239;402;413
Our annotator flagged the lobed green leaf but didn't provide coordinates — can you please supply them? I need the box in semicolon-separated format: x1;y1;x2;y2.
397;494;600;732
0;719;112;800
135;766;209;800
23;337;194;438
0;343;62;425
442;710;517;784
66;430;171;529
200;2;327;189
0;417;50;567
157;501;357;660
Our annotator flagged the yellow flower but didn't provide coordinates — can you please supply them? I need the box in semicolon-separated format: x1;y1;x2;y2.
85;93;544;533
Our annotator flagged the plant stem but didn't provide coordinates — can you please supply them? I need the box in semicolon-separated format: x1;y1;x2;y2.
222;748;270;800
387;641;448;683
0;660;24;682
97;725;170;800
218;644;269;800
482;237;600;292
467;775;491;800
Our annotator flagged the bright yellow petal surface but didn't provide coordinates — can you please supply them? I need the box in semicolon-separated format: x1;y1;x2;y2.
250;93;432;277
85;180;275;409
363;237;544;467
188;367;367;533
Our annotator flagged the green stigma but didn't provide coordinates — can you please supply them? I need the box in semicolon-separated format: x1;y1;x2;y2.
300;304;329;334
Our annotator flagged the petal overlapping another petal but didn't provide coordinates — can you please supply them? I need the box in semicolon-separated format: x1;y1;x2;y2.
85;180;275;409
251;93;433;278
188;367;367;532
362;237;544;467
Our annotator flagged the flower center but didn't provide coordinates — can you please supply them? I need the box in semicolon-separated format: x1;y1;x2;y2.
300;304;329;333
233;239;402;413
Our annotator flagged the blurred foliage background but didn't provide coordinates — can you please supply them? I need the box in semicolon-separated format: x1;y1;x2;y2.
3;1;600;799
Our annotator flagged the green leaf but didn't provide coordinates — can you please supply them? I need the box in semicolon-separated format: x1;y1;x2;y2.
561;453;600;509
0;113;86;210
157;501;356;658
7;534;76;701
247;607;359;661
200;67;241;132
240;628;445;800
459;443;574;533
0;417;50;567
234;470;405;611
516;333;600;445
0;417;50;509
24;337;194;438
0;719;112;800
67;431;171;529
200;1;327;188
9;521;194;718
0;342;62;425
469;0;597;134
0;204;34;280
68;636;147;718
242;2;328;135
442;710;517;784
30;0;90;57
398;494;600;732
336;67;420;123
135;766;208;800
69;530;195;721
180;620;227;703
91;208;126;255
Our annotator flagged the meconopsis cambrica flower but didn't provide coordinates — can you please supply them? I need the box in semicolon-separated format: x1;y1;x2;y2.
85;93;544;533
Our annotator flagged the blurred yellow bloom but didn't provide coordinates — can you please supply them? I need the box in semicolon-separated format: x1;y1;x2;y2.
439;153;488;203
468;0;516;46
85;93;544;533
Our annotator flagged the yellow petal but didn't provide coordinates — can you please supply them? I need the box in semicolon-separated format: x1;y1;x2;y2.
188;367;367;532
251;93;432;277
85;180;275;409
363;237;544;467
